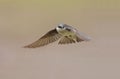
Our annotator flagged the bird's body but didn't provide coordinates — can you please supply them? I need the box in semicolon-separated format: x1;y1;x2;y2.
24;24;91;48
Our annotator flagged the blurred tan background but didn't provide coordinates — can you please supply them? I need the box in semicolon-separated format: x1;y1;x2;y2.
0;0;120;79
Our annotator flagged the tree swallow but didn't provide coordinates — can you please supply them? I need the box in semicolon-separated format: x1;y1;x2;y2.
24;24;91;48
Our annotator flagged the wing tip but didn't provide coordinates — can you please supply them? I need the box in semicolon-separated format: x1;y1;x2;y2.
77;35;92;42
84;36;92;41
23;45;33;48
23;45;39;48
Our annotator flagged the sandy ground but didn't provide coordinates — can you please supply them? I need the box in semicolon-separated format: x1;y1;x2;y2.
0;0;120;79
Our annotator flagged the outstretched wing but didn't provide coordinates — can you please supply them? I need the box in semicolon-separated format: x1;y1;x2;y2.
24;29;61;48
75;30;91;41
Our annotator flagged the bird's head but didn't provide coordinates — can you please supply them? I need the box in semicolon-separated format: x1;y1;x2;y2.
56;24;70;30
58;24;65;29
56;23;72;31
56;23;66;31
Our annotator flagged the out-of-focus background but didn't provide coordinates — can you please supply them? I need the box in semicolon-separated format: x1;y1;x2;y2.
0;0;120;79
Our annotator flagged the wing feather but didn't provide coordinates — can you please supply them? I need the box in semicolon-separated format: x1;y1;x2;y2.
24;29;61;48
58;36;75;44
75;30;91;41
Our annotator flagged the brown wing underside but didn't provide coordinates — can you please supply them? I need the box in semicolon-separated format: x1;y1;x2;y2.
24;29;61;48
58;36;84;44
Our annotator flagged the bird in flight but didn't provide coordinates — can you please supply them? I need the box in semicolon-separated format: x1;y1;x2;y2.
24;24;91;48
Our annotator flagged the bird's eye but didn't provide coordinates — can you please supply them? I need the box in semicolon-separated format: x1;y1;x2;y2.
58;26;63;28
